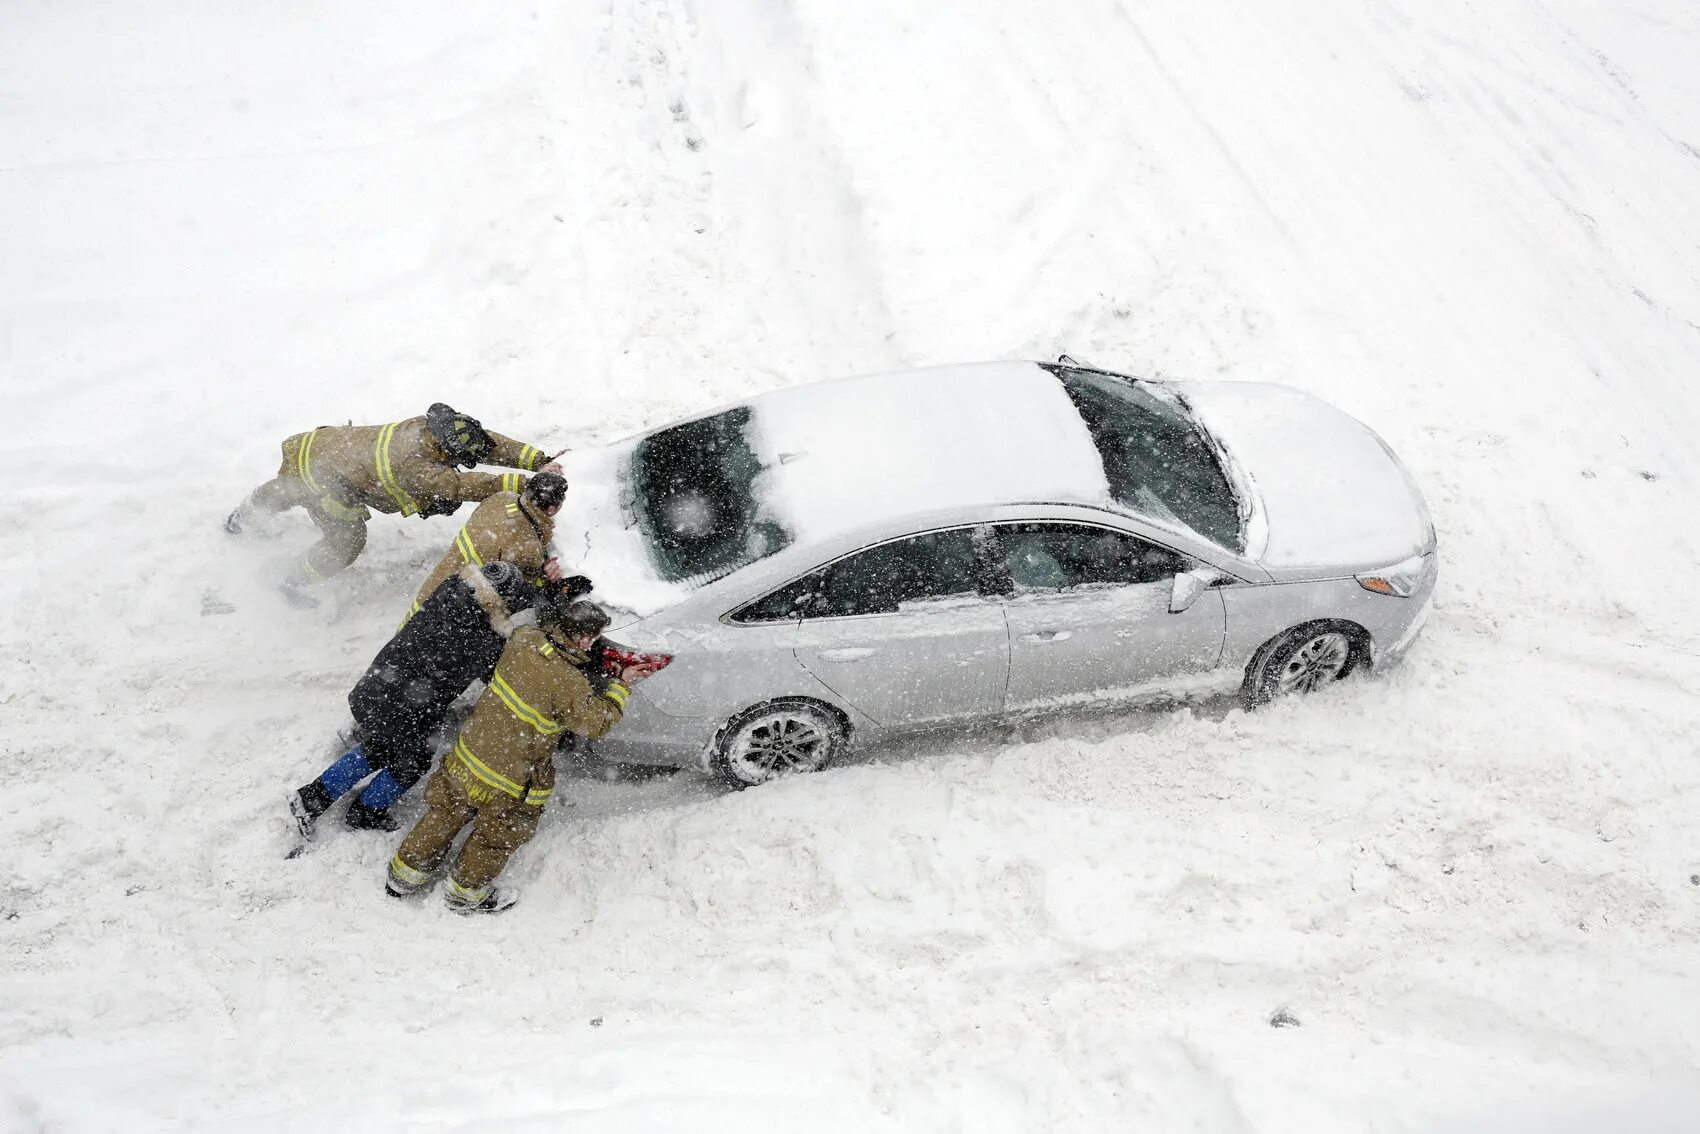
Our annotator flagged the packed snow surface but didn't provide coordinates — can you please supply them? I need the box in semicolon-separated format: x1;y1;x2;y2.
4;2;1700;1131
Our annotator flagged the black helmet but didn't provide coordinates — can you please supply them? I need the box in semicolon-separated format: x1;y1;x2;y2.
523;471;568;511
539;597;611;641
425;402;493;469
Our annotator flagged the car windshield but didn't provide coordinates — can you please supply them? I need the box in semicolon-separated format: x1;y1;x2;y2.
629;405;793;584
1049;366;1243;552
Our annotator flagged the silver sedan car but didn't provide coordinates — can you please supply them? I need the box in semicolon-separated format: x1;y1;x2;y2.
558;359;1437;788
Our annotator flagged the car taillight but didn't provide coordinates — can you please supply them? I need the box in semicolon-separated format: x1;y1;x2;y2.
601;644;673;673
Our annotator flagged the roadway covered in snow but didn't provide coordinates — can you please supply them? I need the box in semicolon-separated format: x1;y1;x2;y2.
2;2;1698;1130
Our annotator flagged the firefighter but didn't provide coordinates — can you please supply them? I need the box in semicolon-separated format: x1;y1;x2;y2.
288;560;595;838
226;402;558;605
405;471;568;624
385;598;654;914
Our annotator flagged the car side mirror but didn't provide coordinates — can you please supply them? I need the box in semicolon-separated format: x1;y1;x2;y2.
1169;567;1227;613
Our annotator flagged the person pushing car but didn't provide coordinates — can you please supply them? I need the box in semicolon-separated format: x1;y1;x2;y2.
384;597;656;914
226;402;558;605
289;560;593;839
404;471;568;624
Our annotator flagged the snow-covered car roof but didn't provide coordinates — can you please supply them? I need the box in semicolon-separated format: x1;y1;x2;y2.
744;360;1114;542
559;361;1121;619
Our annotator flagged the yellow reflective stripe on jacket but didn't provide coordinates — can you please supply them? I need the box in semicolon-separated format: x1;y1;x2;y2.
520;444;541;471
375;422;421;517
452;736;527;800
523;786;551;806
538;641;555;657
501;472;524;494
397;599;422;631
297;428;323;494
454;526;483;566
504;501;520;516
489;671;562;735
603;681;629;709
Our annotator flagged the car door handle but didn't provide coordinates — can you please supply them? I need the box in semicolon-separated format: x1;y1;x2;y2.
1020;630;1072;643
818;647;877;661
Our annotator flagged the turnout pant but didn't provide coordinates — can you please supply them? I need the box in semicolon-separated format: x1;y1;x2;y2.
243;434;370;583
393;755;543;890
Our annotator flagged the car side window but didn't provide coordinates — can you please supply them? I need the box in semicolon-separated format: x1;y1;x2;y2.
993;522;1185;592
818;528;981;617
732;572;828;623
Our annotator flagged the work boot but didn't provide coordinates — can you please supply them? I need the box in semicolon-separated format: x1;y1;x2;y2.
290;784;333;842
386;854;434;898
279;578;320;609
225;500;282;539
444;880;519;915
344;800;399;833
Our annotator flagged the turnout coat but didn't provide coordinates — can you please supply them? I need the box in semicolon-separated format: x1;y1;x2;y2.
411;491;556;616
444;626;630;807
278;415;546;522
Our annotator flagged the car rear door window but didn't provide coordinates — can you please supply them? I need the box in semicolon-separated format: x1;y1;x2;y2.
994;522;1185;592
733;572;827;623
819;528;982;617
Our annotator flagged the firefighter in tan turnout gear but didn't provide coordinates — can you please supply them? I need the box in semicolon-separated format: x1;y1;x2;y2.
406;471;568;623
385;598;655;914
226;402;557;605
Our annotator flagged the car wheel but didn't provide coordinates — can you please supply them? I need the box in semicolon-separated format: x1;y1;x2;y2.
1244;622;1362;708
711;699;848;790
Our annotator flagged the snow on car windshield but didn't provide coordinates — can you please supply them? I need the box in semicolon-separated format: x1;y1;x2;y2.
629;405;792;584
1049;366;1244;553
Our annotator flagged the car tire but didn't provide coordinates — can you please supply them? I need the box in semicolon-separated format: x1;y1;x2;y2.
711;699;849;790
1243;622;1364;709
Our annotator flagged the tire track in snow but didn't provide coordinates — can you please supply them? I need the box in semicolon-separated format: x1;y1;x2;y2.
526;0;902;423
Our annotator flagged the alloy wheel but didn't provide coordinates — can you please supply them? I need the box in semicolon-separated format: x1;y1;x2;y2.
725;710;832;783
1274;631;1353;696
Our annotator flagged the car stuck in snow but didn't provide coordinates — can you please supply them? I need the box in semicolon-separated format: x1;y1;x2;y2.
557;359;1437;788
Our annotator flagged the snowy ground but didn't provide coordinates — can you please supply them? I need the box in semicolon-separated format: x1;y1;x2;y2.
4;2;1700;1130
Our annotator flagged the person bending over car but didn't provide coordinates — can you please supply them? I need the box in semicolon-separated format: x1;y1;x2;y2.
289;561;593;838
384;597;654;915
225;402;558;606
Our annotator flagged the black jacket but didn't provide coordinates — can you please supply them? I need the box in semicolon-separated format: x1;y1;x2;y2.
348;561;539;743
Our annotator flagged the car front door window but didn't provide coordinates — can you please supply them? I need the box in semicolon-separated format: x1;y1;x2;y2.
998;523;1186;592
992;521;1224;711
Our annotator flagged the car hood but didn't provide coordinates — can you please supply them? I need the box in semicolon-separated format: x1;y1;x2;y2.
1175;381;1434;576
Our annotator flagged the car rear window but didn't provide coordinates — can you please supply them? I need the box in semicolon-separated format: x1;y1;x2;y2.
630;406;792;584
